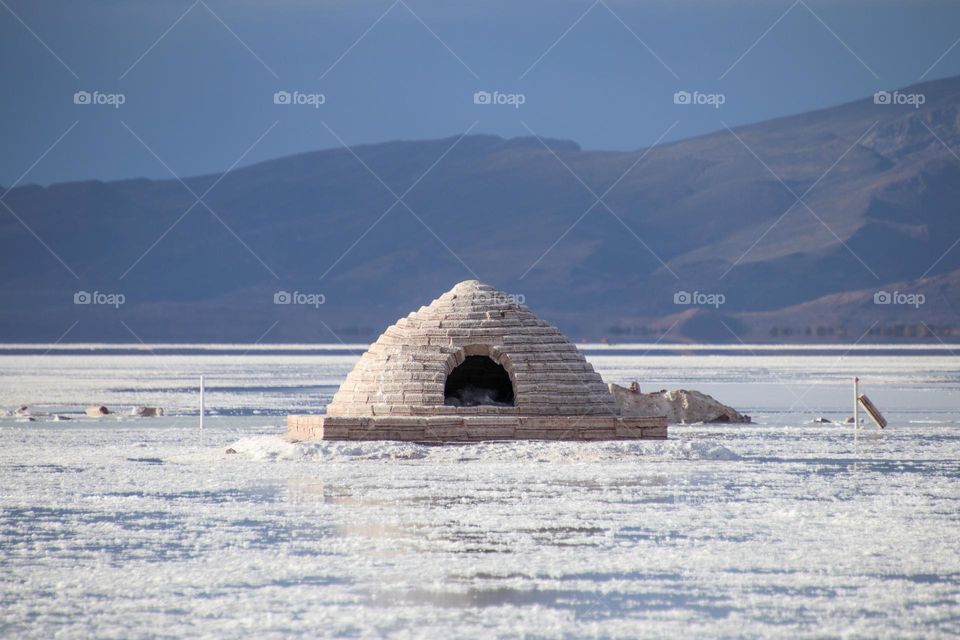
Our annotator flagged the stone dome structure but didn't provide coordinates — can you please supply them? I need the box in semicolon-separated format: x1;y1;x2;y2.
328;279;616;417
287;280;666;442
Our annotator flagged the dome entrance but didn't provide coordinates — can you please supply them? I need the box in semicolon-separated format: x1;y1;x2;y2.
444;356;515;407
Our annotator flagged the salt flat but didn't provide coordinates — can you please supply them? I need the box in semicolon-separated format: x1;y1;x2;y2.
1;350;958;638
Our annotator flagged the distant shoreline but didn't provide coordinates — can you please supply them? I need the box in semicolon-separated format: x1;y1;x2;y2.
0;343;956;357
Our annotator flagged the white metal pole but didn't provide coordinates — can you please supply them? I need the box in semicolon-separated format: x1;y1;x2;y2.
200;375;205;440
854;376;859;430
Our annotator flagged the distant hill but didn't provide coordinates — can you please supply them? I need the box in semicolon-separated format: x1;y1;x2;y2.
2;76;960;343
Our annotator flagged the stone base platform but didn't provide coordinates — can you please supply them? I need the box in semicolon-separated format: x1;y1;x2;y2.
286;414;667;442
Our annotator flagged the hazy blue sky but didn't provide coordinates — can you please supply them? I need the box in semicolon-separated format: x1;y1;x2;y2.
2;0;959;185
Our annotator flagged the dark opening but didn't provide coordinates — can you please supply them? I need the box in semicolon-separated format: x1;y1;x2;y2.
444;355;515;407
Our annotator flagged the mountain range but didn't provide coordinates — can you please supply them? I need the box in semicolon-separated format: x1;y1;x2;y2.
2;76;960;343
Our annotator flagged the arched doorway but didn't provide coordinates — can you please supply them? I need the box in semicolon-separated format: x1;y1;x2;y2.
444;355;515;407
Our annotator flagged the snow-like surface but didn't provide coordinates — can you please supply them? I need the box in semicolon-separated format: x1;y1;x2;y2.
1;352;959;638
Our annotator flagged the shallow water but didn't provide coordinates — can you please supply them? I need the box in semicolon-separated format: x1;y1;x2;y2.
1;349;959;638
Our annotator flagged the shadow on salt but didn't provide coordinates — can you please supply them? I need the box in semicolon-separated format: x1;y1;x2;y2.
374;585;736;621
220;435;742;463
750;456;960;478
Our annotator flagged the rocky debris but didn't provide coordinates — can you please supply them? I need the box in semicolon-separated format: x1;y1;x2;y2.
609;383;751;425
14;406;49;417
224;448;238;455
130;406;164;417
85;406;111;417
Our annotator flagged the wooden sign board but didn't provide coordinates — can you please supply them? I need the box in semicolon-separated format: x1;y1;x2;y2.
858;394;887;429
